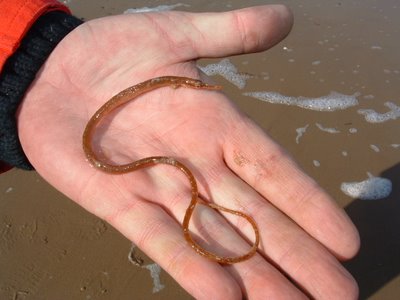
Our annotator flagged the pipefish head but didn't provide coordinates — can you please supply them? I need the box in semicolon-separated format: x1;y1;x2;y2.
184;78;223;90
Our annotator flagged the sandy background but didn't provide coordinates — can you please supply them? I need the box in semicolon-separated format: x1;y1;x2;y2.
1;0;399;299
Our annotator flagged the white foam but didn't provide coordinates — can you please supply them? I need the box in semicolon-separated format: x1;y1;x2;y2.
124;3;190;13
358;101;400;123
5;187;13;193
315;123;340;133
342;151;348;157
127;244;164;293
313;160;321;167
198;58;250;89
296;124;309;144
370;144;380;152
243;91;359;111
391;144;400;148
340;173;392;200
363;94;375;100
349;128;358;133
143;263;165;293
283;46;293;52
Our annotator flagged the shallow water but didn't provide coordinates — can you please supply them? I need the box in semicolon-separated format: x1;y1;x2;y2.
1;0;399;299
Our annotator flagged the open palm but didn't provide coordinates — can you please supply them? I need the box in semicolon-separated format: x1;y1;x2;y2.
17;5;359;299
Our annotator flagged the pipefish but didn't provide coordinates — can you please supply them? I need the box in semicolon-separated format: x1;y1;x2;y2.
82;76;259;264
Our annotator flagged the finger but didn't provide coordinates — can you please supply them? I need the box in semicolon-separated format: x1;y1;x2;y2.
222;117;360;260
102;194;243;300
209;168;358;299
226;256;307;300
185;5;293;58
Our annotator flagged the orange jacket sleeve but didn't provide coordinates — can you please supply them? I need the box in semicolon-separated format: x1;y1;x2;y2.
0;0;70;73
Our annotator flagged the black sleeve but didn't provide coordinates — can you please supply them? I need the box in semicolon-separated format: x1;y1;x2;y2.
0;11;83;170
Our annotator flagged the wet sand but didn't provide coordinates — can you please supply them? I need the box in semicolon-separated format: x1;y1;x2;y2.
1;0;399;299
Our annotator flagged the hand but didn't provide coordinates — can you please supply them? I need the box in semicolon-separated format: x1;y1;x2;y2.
18;5;359;299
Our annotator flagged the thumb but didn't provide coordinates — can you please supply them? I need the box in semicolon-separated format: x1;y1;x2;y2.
186;5;293;58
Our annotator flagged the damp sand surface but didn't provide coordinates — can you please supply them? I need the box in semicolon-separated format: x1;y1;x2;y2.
1;1;399;299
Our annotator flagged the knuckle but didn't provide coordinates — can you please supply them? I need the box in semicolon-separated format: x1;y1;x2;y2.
135;218;165;249
251;147;287;188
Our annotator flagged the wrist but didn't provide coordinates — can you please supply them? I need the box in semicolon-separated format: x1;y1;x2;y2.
0;11;83;170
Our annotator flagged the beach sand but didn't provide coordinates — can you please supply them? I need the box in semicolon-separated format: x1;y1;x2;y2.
1;0;399;299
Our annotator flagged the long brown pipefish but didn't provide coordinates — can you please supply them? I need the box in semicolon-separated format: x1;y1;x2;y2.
82;76;259;264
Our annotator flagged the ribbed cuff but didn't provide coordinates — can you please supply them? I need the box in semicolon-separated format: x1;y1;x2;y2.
0;11;83;170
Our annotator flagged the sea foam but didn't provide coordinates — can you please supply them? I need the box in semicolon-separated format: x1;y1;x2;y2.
243;91;359;111
340;173;392;200
143;263;165;293
357;101;400;123
124;3;189;13
198;58;251;89
315;123;340;133
295;124;309;144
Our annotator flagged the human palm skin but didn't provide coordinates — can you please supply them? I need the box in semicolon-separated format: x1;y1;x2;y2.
17;5;359;299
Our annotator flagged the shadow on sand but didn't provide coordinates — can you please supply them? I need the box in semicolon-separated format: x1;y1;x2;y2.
344;162;400;299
